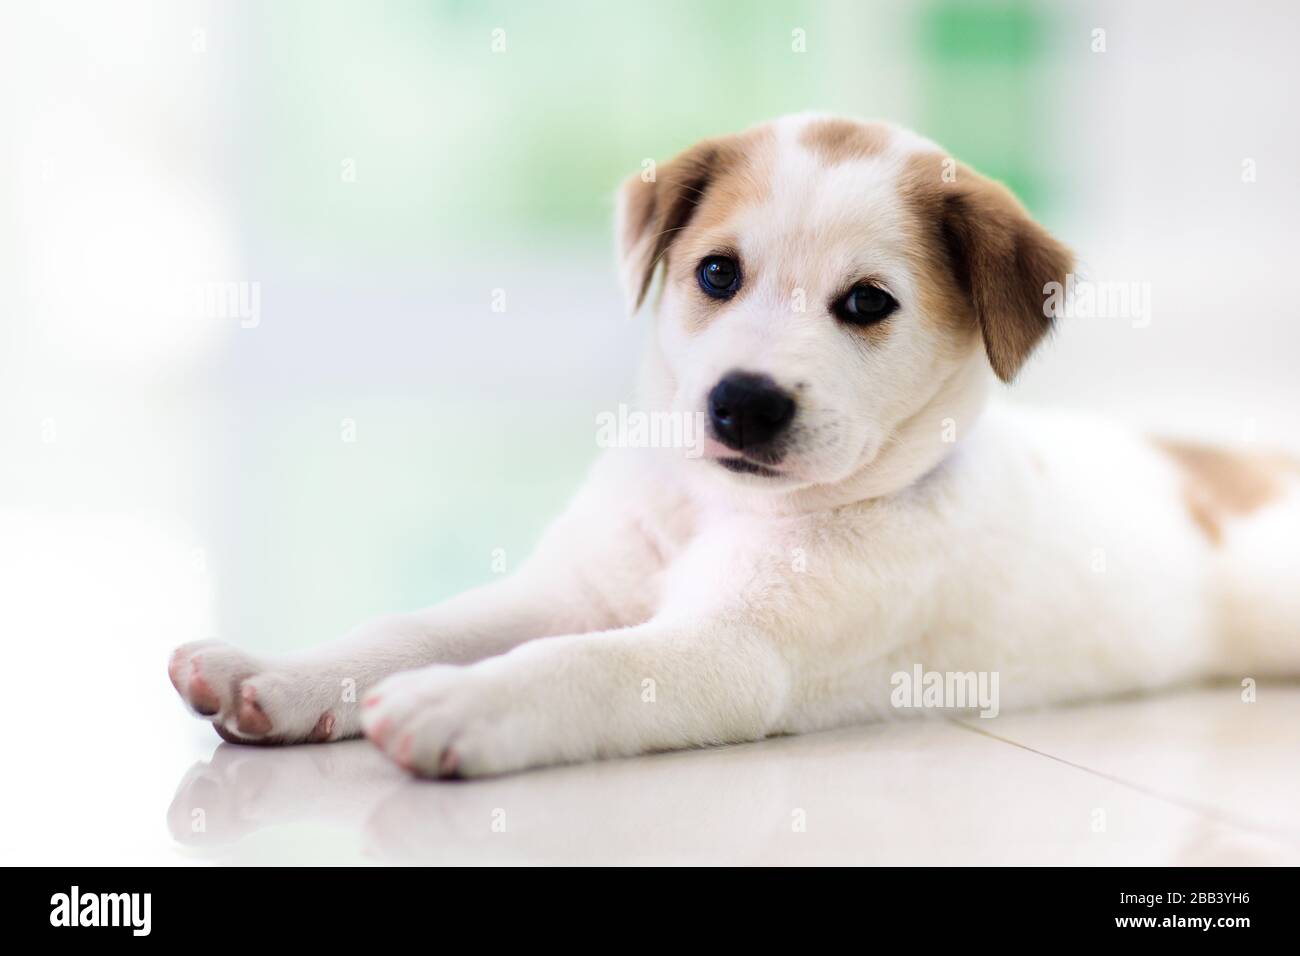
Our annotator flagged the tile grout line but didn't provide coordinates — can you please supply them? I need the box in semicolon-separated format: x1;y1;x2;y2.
946;716;1300;849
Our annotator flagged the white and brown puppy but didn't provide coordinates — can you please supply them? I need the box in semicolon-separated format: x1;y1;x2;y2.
169;114;1300;777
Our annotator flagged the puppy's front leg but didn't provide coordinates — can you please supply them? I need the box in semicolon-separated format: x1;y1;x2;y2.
361;618;792;777
167;574;606;746
169;454;684;745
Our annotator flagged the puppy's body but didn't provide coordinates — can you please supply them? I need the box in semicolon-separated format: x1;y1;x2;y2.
584;403;1294;735
169;114;1300;776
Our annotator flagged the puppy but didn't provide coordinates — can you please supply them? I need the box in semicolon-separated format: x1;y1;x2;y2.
169;114;1300;777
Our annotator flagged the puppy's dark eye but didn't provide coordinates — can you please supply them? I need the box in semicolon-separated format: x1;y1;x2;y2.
834;283;898;325
697;255;741;299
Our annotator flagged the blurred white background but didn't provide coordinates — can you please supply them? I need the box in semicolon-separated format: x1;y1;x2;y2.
1;0;1297;863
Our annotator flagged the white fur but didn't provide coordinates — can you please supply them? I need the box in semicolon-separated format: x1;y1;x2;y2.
169;115;1299;776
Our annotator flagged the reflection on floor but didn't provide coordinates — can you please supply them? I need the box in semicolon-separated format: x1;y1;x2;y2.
165;684;1300;865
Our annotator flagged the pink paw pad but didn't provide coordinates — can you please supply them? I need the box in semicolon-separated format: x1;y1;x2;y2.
236;685;273;735
393;734;413;769
166;653;185;692
187;668;221;717
365;716;393;747
308;712;335;743
438;747;460;778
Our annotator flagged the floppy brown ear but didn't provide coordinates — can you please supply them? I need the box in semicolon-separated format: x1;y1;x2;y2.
910;158;1074;382
615;140;725;313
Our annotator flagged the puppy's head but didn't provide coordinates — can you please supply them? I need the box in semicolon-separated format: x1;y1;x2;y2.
616;114;1072;496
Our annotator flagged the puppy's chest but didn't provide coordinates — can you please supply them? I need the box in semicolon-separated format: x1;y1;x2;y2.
654;504;919;620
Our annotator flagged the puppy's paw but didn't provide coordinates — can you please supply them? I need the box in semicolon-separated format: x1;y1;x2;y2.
168;641;344;745
360;663;557;778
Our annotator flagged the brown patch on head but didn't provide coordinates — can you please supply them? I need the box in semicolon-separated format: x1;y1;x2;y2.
1154;438;1298;545
900;153;1073;382
799;118;891;165
616;126;774;313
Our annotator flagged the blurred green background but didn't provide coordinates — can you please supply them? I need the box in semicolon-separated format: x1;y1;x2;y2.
250;0;1070;261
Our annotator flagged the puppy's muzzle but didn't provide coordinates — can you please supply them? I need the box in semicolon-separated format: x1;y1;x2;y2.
708;371;796;453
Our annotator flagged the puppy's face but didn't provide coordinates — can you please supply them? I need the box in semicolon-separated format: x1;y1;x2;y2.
617;115;1072;494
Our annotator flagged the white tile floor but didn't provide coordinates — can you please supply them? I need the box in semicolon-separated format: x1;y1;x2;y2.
139;684;1299;866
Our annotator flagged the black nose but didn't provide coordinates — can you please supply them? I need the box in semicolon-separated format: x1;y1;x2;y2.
708;372;796;451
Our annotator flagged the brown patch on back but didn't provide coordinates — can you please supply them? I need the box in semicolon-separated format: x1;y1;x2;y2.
899;152;1074;381
1154;438;1298;545
799;118;891;165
